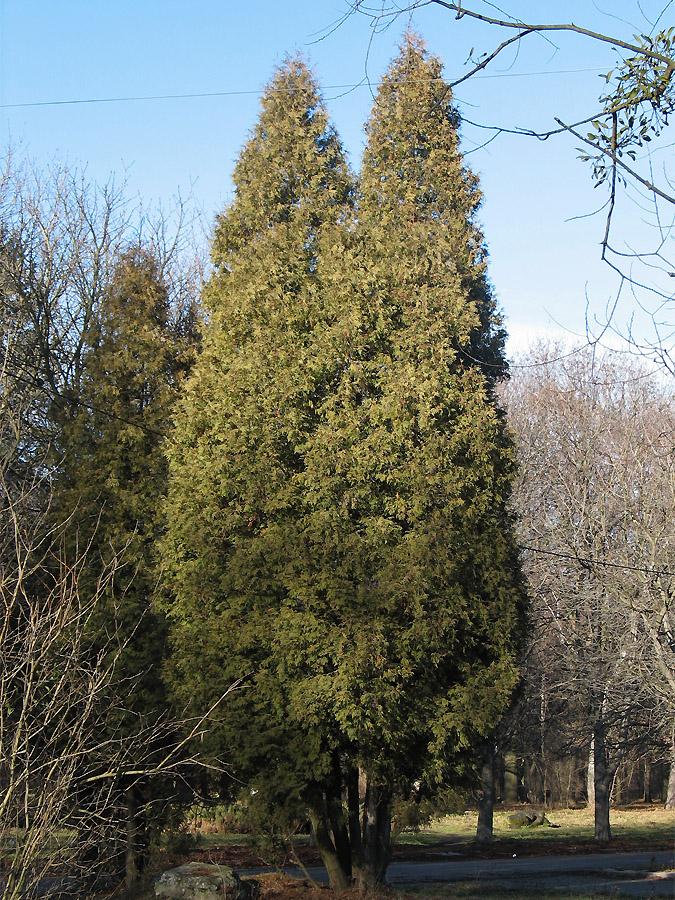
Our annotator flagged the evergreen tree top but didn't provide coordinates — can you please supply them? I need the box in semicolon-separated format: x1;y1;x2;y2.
212;54;354;265
370;30;460;125
363;32;479;223
360;31;507;381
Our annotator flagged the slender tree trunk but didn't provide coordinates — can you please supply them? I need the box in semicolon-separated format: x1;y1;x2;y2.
643;756;652;802
586;738;595;808
502;748;518;804
357;779;392;891
665;735;675;810
327;752;351;876
525;760;543;803
593;724;614;841
347;765;363;878
309;809;350;893
124;783;149;888
476;742;496;843
125;785;140;888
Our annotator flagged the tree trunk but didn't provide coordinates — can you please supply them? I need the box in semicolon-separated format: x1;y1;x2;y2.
357;779;392;891
327;753;351;877
665;737;675;810
502;748;518;804
476;742;496;843
347;765;363;875
309;810;351;893
643;756;652;802
586;739;595;808
125;786;139;888
124;784;148;888
525;759;543;803
593;724;614;841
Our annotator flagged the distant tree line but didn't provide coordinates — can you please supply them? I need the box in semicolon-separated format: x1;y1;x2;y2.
479;347;675;842
1;30;673;897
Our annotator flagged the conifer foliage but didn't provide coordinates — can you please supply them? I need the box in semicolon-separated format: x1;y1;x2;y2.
165;40;526;891
58;247;191;703
54;246;196;882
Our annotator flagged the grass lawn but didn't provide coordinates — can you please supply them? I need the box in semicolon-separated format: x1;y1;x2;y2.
191;803;674;860
395;803;674;849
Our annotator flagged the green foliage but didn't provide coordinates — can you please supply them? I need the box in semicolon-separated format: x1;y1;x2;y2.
582;29;675;184
54;246;195;716
392;788;466;835
155;824;202;859
359;32;508;383
164;38;526;886
164;53;356;793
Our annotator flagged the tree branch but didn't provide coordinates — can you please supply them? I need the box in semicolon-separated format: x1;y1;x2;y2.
553;117;675;206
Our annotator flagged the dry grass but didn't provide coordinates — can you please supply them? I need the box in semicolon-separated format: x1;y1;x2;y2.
239;875;640;900
399;803;674;847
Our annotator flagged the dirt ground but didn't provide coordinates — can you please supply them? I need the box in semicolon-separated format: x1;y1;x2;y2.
251;872;402;900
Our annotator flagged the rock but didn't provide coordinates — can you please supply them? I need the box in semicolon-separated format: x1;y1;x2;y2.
508;810;558;828
155;863;259;900
528;811;551;827
508;811;536;828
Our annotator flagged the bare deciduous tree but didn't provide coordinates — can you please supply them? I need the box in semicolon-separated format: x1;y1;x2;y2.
0;496;227;898
502;345;675;836
0;151;211;895
0;150;203;455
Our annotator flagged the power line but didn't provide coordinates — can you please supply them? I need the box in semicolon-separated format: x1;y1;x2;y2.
0;68;606;111
4;365;167;439
521;544;675;578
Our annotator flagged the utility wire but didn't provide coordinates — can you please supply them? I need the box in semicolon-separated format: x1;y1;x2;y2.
520;545;675;578
3;364;167;439
0;68;606;110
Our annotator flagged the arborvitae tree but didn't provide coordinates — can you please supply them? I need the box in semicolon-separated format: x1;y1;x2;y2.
54;246;196;884
165;43;526;892
296;34;526;885
163;56;357;879
358;31;507;384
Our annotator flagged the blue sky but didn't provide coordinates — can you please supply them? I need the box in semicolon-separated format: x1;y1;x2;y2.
1;1;672;357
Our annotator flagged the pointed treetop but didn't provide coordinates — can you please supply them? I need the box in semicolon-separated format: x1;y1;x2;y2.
374;29;455;111
212;54;353;263
362;32;473;215
360;30;507;379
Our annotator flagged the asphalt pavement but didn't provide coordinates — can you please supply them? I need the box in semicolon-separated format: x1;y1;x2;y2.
241;850;675;898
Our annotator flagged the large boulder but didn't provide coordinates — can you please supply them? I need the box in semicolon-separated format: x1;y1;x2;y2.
508;810;556;828
155;863;259;900
508;810;536;828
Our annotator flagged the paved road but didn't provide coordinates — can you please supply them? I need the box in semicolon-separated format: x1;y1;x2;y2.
387;851;675;897
10;851;674;898
242;851;675;898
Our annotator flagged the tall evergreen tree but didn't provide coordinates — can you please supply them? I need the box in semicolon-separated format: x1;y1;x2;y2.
359;31;507;383
165;42;526;892
293;34;526;886
163;57;357;876
54;246;196;883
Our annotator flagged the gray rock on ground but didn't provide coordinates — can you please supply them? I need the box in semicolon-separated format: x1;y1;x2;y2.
508;810;555;828
155;863;260;900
